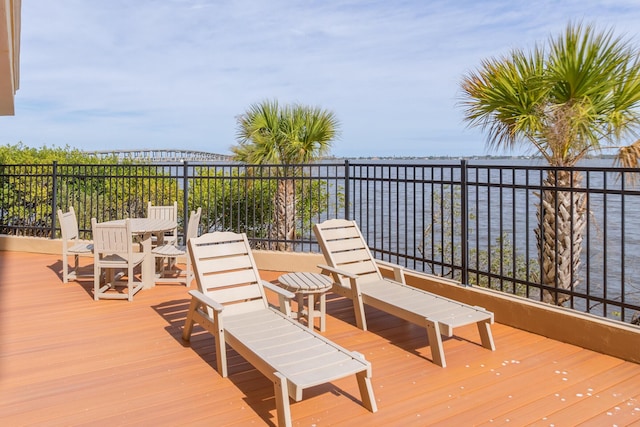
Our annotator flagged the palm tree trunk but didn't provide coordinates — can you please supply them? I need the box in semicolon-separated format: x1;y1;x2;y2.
272;179;296;251
535;169;587;305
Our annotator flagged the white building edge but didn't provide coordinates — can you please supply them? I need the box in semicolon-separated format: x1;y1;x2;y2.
0;0;20;116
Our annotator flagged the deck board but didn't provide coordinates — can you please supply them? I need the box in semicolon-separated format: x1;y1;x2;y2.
1;251;640;426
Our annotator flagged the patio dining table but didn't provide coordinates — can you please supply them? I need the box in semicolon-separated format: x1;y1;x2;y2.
99;218;177;289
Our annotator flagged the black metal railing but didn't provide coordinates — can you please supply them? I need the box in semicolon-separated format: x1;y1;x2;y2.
1;159;639;323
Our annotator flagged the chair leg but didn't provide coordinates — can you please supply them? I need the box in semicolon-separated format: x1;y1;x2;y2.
215;326;228;378
353;352;377;413
73;254;80;281
185;256;192;287
94;263;101;301
477;320;496;351
425;319;446;367
274;372;292;427
181;298;198;341
181;299;228;377
127;266;134;302
352;291;368;331
307;294;316;330
63;255;69;283
95;268;112;300
319;293;327;332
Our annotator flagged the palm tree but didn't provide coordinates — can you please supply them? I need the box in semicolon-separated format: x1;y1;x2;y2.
233;99;339;250
460;23;640;305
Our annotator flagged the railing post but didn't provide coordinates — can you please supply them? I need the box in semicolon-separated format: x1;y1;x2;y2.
51;161;58;239
182;161;189;243
344;159;350;220
460;160;468;285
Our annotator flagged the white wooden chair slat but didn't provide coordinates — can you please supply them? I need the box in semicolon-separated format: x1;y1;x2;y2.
200;271;260;291
325;237;367;252
338;261;380;277
332;248;373;264
320;226;361;240
207;285;266;306
285;357;373;389
197;255;253;272
221;300;268;317
232;330;314;355
255;341;329;363
200;240;251;256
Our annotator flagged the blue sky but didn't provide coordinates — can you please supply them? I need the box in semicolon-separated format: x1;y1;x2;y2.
2;0;640;158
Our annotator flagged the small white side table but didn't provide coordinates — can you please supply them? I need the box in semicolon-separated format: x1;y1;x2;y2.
278;272;333;332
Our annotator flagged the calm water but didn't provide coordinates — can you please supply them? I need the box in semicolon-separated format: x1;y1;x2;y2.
335;158;640;320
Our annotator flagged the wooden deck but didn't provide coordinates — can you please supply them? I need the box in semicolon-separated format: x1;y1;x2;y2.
1;251;640;426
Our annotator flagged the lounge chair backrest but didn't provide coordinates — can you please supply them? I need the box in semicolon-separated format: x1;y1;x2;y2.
313;219;383;287
188;232;268;317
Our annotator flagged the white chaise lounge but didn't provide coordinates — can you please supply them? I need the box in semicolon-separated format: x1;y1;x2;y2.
182;231;377;427
314;218;496;368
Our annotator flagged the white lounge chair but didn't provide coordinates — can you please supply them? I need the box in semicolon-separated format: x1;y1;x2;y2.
314;218;496;368
57;206;93;283
182;231;377;427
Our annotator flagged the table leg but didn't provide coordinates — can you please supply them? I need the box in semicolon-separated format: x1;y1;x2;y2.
307;294;316;330
296;294;304;321
140;231;155;289
319;293;326;332
154;231;165;272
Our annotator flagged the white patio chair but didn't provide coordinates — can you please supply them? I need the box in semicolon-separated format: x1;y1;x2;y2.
91;218;145;301
147;201;178;246
57;206;93;283
152;207;201;286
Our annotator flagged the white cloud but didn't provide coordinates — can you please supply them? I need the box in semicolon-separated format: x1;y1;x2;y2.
1;0;640;157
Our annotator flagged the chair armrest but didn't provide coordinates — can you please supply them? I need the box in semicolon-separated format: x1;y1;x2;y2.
318;264;365;298
188;289;224;312
317;264;358;279
375;259;404;270
375;260;406;284
262;280;295;299
262;280;294;316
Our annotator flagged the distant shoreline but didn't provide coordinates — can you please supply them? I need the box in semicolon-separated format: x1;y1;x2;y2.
327;154;618;161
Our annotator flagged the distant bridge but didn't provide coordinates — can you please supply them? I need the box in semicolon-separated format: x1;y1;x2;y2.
85;149;233;163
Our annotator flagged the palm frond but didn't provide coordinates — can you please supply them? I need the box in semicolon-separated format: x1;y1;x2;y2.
460;21;640;166
232;100;339;167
